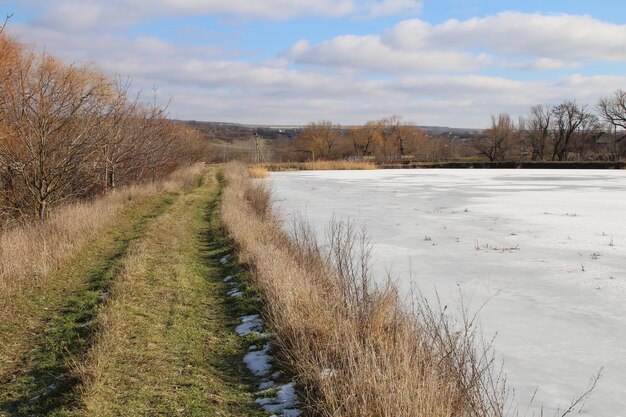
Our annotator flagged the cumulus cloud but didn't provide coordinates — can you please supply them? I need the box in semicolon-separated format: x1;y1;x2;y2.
289;12;626;75
287;36;491;73
384;12;626;61
6;8;626;127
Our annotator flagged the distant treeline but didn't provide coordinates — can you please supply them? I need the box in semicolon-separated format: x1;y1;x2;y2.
0;31;210;224
280;96;626;164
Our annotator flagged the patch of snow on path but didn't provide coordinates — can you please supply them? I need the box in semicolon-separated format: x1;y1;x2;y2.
236;314;263;336
256;382;301;415
229;273;301;416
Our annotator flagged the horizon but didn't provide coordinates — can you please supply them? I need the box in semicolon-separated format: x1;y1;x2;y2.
2;1;625;128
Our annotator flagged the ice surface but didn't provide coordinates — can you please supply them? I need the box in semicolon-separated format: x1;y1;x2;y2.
270;169;626;417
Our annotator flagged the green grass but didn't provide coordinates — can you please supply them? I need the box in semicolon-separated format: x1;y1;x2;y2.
72;171;267;416
1;169;271;417
0;193;176;416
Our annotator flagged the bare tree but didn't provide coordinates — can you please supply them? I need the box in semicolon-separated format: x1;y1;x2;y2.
348;120;381;157
0;52;109;220
526;105;552;161
597;89;626;130
597;90;626;158
550;101;595;161
295;120;340;160
96;81;175;190
376;116;396;161
474;114;516;162
386;115;425;159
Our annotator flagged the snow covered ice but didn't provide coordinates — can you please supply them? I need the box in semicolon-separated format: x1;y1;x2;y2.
270;168;626;417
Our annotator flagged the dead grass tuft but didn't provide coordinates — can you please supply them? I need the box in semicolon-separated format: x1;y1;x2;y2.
220;161;510;417
248;165;270;178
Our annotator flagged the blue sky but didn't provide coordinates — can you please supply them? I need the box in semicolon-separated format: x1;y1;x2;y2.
1;0;625;127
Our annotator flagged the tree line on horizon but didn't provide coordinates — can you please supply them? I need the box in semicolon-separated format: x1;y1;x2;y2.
276;92;626;164
0;30;211;224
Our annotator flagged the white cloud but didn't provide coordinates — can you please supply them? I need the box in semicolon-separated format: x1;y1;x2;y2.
289;12;626;75
366;0;422;18
384;12;626;61
6;11;626;127
505;57;581;71
21;0;423;30
287;35;492;73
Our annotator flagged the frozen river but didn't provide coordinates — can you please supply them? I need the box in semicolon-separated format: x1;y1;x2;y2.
269;169;626;417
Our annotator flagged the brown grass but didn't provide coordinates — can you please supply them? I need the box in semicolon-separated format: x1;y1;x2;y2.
305;160;377;170
220;162;509;417
248;165;270;178
267;160;378;172
0;163;206;315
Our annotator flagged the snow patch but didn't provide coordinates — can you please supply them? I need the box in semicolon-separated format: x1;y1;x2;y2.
220;255;231;265
236;314;263;336
227;288;243;298
244;343;273;377
256;383;300;415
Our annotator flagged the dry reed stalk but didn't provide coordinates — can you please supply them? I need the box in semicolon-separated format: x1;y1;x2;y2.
0;163;205;314
220;161;510;417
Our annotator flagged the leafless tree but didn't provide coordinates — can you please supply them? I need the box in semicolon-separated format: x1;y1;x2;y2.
348;120;381;157
296;120;340;160
474;114;516;162
526;105;552;161
597;90;626;158
96;80;175;189
376;116;396;161
387;115;425;158
550;101;596;161
597;90;626;130
0;54;106;220
0;52;110;220
0;31;208;224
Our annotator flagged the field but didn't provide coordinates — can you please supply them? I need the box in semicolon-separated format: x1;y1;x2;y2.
270;169;626;417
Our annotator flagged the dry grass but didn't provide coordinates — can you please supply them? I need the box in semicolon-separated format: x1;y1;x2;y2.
0;163;206;315
305;160;377;170
220;162;509;417
248;165;270;178
267;160;378;172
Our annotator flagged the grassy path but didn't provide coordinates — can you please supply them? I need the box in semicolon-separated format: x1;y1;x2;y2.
74;170;264;416
0;193;176;416
0;169;267;416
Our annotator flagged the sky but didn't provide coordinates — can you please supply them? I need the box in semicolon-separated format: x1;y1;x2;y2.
1;0;625;128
